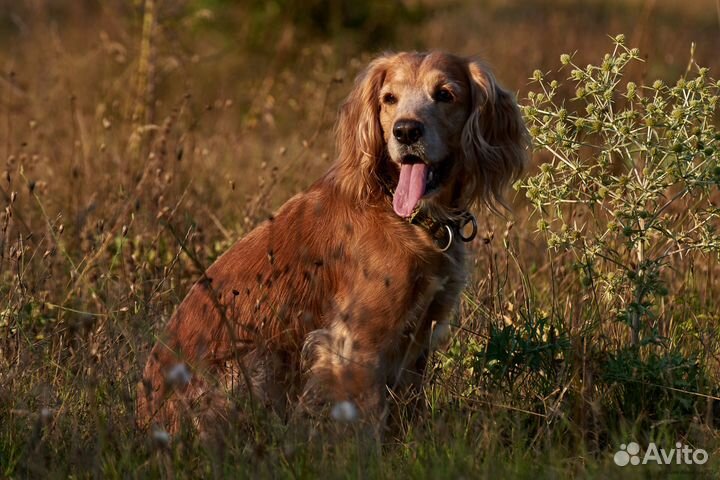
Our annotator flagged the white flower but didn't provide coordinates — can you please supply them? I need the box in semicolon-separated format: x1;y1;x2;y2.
40;407;53;422
165;363;192;387
151;425;170;447
331;400;358;423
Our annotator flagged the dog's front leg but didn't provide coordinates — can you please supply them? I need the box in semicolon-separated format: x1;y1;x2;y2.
300;315;389;427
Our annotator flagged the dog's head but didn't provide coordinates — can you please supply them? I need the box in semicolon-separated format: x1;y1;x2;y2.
334;51;529;217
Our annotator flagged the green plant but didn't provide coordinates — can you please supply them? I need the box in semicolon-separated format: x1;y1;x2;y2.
519;36;720;346
602;346;707;425
476;309;569;397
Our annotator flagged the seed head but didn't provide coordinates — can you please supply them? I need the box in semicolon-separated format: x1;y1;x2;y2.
165;363;192;388
331;400;358;423
151;425;170;448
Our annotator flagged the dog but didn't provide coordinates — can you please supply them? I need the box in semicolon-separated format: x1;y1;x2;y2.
137;51;529;434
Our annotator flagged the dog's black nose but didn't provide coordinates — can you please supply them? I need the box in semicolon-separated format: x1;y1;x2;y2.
393;119;424;145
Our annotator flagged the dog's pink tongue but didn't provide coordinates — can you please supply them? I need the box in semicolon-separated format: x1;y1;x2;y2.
393;163;428;218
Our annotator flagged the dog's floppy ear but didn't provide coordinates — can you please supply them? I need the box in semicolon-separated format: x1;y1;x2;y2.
461;59;530;211
333;55;391;201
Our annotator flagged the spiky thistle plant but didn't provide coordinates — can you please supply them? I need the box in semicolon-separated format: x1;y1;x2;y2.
519;35;720;345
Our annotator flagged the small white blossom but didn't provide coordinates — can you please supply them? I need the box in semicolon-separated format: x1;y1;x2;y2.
151;425;170;447
331;400;358;423
165;363;192;387
40;407;53;422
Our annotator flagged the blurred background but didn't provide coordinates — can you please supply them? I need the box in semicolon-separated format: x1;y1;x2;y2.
2;1;718;207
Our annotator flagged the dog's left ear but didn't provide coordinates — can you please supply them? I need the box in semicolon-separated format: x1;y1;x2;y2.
333;54;392;201
461;59;530;211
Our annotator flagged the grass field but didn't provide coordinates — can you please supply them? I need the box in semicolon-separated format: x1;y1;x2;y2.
1;0;720;478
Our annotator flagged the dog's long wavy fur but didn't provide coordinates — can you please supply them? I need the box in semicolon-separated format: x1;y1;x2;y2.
137;51;530;434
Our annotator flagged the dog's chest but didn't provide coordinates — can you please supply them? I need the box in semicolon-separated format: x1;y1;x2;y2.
392;245;467;357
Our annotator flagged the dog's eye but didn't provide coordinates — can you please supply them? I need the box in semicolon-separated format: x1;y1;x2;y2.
382;93;397;105
434;88;454;103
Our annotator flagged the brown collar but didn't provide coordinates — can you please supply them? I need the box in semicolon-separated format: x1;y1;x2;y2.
410;208;478;251
379;173;478;251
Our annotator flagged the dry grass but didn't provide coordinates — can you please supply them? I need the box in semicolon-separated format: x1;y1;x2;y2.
1;1;719;478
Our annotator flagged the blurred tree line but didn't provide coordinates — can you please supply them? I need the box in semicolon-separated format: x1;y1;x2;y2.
0;0;426;52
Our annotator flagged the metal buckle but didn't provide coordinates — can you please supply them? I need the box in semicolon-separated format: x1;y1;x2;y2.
438;224;454;252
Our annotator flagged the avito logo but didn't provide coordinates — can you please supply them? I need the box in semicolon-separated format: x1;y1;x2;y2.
614;442;708;466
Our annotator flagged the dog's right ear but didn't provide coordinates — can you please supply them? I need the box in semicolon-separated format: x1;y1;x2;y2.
333;54;392;202
461;59;530;212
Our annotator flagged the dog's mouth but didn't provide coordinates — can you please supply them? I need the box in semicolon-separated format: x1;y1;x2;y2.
392;154;450;218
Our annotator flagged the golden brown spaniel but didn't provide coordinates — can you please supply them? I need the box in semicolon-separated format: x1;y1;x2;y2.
138;51;529;434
